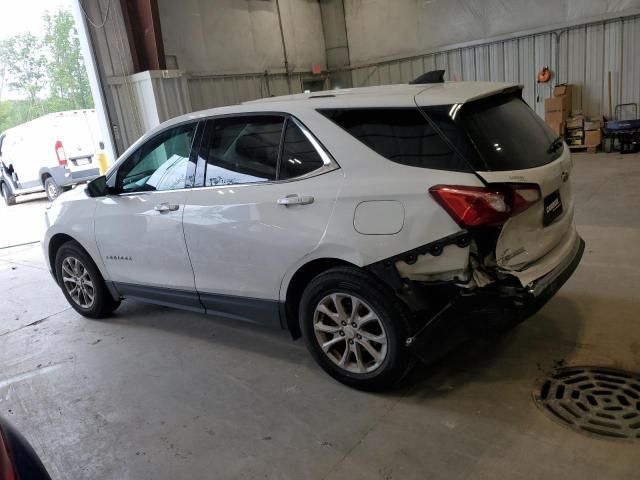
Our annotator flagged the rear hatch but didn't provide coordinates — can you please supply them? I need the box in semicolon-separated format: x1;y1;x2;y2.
54;111;99;173
420;90;575;285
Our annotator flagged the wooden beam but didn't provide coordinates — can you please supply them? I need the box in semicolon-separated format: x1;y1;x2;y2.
119;0;166;72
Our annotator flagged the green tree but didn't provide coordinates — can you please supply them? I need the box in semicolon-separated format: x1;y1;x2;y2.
43;10;93;110
0;8;94;132
0;33;47;106
0;100;34;133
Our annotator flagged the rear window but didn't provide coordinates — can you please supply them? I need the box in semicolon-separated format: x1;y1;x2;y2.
450;94;562;170
319;108;471;171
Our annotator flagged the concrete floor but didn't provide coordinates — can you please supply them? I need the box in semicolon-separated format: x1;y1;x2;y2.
0;191;48;248
1;152;639;479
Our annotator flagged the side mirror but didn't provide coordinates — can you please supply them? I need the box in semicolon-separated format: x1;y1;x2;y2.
86;175;109;197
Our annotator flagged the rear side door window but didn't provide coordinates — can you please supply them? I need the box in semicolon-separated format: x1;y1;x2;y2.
279;119;326;180
200;115;284;186
197;115;335;186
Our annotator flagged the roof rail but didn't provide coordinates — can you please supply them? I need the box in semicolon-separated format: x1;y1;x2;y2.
410;70;445;84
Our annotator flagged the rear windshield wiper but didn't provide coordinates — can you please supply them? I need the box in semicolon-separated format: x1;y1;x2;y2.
547;136;564;154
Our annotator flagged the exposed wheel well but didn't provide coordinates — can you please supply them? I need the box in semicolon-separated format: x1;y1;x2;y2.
41;172;52;186
48;233;76;281
284;258;354;338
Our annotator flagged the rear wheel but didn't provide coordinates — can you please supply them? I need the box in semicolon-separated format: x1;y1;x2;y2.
55;240;120;318
300;267;413;390
1;182;16;206
44;177;61;201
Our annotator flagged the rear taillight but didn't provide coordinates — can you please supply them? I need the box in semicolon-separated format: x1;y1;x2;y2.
0;427;18;480
55;140;67;166
429;184;540;228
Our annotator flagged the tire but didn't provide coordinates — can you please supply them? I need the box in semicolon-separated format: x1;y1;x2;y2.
1;182;16;206
300;267;413;391
54;240;120;319
44;176;61;201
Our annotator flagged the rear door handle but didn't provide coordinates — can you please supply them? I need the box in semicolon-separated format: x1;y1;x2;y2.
277;194;314;206
154;203;179;212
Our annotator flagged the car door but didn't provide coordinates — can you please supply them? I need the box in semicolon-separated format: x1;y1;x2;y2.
94;121;202;310
182;114;342;326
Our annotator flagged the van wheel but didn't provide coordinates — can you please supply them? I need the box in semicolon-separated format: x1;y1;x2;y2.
1;183;16;206
299;267;413;391
44;177;61;201
55;240;121;318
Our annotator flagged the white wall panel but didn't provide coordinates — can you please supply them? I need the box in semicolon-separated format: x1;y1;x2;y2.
621;17;640;107
447;51;462;81
489;43;505;82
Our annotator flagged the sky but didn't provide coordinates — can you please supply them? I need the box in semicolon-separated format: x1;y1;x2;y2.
0;0;72;100
0;0;71;39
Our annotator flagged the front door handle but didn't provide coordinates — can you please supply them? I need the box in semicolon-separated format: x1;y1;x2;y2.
154;203;179;213
277;194;314;206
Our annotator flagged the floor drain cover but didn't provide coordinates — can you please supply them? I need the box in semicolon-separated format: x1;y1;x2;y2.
533;366;640;440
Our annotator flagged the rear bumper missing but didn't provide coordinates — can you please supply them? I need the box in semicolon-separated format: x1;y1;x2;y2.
526;233;584;298
408;235;585;364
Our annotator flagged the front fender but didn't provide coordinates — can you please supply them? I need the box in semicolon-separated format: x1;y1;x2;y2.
43;191;107;282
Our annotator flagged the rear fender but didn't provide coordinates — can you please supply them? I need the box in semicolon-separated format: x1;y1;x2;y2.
365;231;472;292
278;244;365;303
39;166;67;186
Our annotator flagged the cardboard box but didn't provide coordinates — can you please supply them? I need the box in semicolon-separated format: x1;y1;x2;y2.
547;121;565;136
544;96;570;120
567;116;584;129
584;129;601;146
553;84;572;98
545;96;570;113
584;116;603;131
545;110;565;125
552;83;573;111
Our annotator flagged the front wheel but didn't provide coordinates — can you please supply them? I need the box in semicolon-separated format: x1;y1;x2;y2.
300;267;413;390
44;177;61;201
1;182;16;206
55;240;120;318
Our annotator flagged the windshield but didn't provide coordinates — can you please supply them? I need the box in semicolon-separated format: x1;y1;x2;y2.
459;93;562;170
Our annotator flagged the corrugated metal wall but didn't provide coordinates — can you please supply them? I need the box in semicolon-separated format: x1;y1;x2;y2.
188;73;307;111
107;71;192;148
184;14;640;121
347;14;640;118
105;12;640;153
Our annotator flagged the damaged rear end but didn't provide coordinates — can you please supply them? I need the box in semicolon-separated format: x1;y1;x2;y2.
375;88;585;363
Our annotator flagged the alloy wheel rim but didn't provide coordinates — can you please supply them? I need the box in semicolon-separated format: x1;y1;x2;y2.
61;256;95;308
47;183;57;198
313;293;388;374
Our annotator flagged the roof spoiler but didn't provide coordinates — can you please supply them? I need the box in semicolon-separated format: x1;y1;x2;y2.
410;70;445;84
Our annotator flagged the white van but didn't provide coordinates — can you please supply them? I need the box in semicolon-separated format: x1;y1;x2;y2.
0;110;103;205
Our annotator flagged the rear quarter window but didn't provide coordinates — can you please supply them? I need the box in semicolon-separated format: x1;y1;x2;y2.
318;108;471;172
451;94;562;171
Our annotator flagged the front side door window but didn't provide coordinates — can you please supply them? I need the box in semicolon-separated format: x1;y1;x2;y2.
117;123;197;193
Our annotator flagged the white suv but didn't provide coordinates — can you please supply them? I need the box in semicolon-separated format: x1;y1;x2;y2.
43;81;584;390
